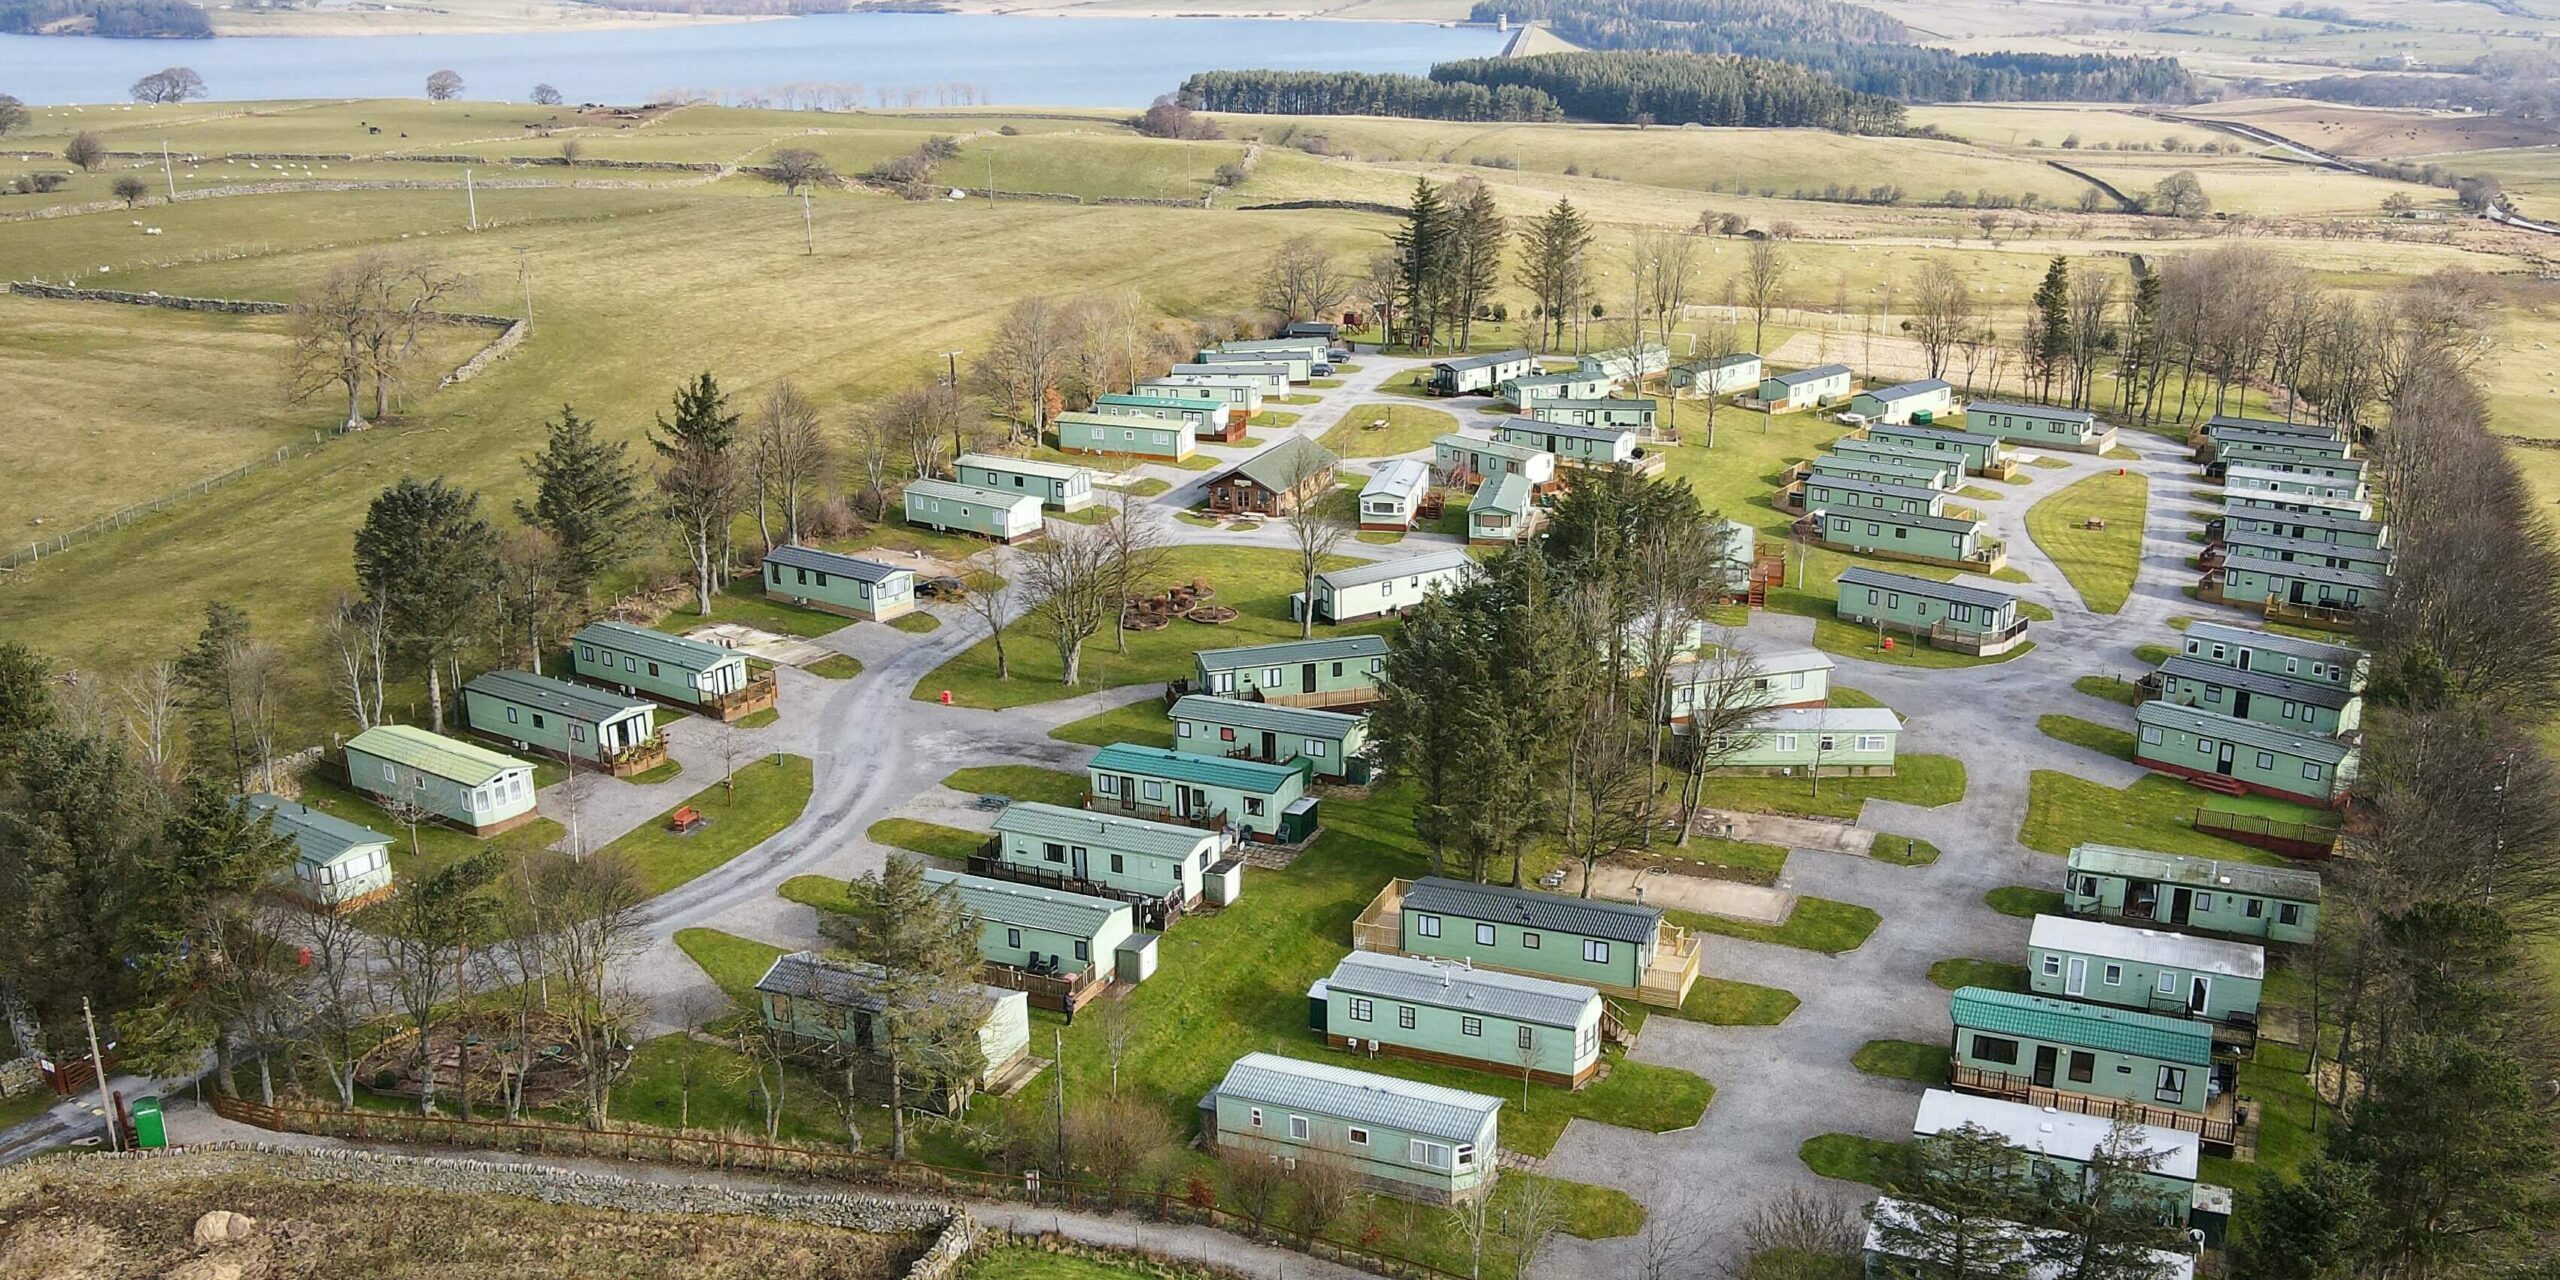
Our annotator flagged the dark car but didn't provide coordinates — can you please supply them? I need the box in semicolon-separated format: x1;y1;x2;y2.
917;575;969;601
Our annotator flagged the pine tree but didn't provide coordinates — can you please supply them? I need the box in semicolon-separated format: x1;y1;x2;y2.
653;373;745;616
1873;1122;2037;1278
1516;197;1594;352
1390;178;1453;352
517;403;640;597
353;478;501;733
0;729;153;1056
2232;1154;2377;1280
2031;255;2072;401
2026;1118;2194;1280
1450;182;1508;350
120;779;300;1093
0;640;56;775
175;601;251;782
818;852;989;1160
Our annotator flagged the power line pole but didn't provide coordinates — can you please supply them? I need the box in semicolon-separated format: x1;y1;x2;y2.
161;139;175;201
801;190;814;256
514;246;533;329
464;167;478;231
1049;1026;1066;1175
83;996;118;1153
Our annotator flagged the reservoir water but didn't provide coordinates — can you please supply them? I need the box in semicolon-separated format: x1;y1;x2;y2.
0;14;1507;107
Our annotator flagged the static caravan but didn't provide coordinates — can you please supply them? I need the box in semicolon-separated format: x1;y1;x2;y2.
1092;393;1214;435
2224;463;2367;504
1376;875;1701;1005
1282;320;1339;341
2221;453;2368;487
2207;427;2352;465
2223;487;2373;523
1182;358;1297;393
1865;1198;2197;1280
1911;1090;2200;1227
343;724;537;837
1191;634;1388;709
2029;914;2265;1027
461;668;661;776
1803;473;1946;517
923;866;1136;982
755;951;1032;1096
903;478;1046;544
1434;433;1558;489
2176;621;2367;692
1576;342;1670;382
1206;437;1339;517
1139;376;1266;415
987;800;1222;907
1832;435;1973;477
2156;655;2360;737
2206;413;2347;444
1218;335;1330;359
1209;339;1324;379
760;543;918;623
2217;528;2394;578
1314;951;1607;1087
1808;451;1959;492
1834;566;2027;655
1171;693;1370;782
1523;395;1658;436
1202;1052;1501;1204
1467;472;1540;546
1661;645;1834;722
243;794;395;911
1964;400;2114;453
2133;702;2355;806
1499;369;1613;408
1847;378;1953;426
1087;743;1316;843
1706;706;1901;775
1359;459;1431;531
1817;507;1992;567
1054;411;1196;463
1426;349;1536;396
1757;363;1854;411
1495;420;1641;468
1867;422;2013;475
2064;843;2321;945
2222;507;2389;550
954;452;1097;513
1308;548;1475;625
1670;352;1762;396
2215;559;2385;619
1947;986;2219;1117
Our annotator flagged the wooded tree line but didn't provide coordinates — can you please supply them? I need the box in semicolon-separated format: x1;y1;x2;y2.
0;0;207;36
1175;70;1562;123
1429;51;1906;132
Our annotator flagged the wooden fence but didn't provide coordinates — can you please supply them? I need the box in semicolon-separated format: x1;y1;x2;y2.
207;1094;1470;1280
2194;807;2341;860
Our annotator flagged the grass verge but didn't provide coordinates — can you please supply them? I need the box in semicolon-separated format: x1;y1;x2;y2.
1693;754;1965;821
1046;698;1176;748
1678;976;1802;1025
1317;403;1459;459
2020;771;2321;861
2072;674;2145;706
1928;957;2030;992
1852;1039;1947;1085
2038;713;2136;761
1868;833;1941;865
2024;470;2148;614
941;764;1088;808
867;817;987;860
1987;887;2065;918
595;755;814;895
805;654;863;679
1670;898;1882;955
1800;1132;1915;1187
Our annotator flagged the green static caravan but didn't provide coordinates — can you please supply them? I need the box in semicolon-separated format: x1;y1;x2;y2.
1358;458;1431;531
460;668;661;776
1426;348;1537;396
1661;644;1834;723
1830;435;1969;479
954;452;1097;514
1847;377;1953;426
2214;559;2386;619
1178;359;1296;394
2065;843;2322;945
2133;701;2354;807
1866;1198;2197;1280
2206;413;2348;445
1865;422;2013;475
1170;694;1370;782
1375;875;1701;1005
1191;634;1388;709
923;866;1136;981
1808;451;1960;492
1433;430;1561;492
1494;420;1641;468
1306;547;1476;625
2218;506;2389;550
2223;487;2374;523
1138;376;1266;415
343;724;537;837
987;800;1224;907
2223;463;2367;504
1499;369;1615;408
753;950;1033;1096
1912;1089;2201;1229
1802;472;1948;517
2217;451;2368;487
1576;341;1670;382
571;619;764;718
1087;742;1317;843
2207;427;2353;465
1467;471;1540;546
1816;506;1994;568
1313;951;1606;1088
1714;517;1758;594
1961;399;2115;453
1834;566;2028;655
2176;621;2368;692
1670;352;1762;396
1523;395;1659;436
1224;335;1331;359
243;793;396;911
2156;655;2361;737
1202;1052;1502;1205
903;478;1047;544
2029;914;2265;1027
1091;393;1214;434
2217;527;2394;577
1053;410;1196;463
760;543;918;623
1948;986;2218;1116
1207;340;1324;380
1706;705;1902;775
1757;362;1855;411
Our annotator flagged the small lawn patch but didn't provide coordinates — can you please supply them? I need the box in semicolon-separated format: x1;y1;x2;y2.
1671;897;1881;955
1869;832;1940;865
1800;1132;1915;1187
1678;975;1801;1025
596;755;814;895
673;926;786;1006
2200;1041;2324;1193
1318;403;1460;459
1307;378;1344;389
734;706;782;729
2072;674;2144;706
804;654;863;679
1774;597;2037;670
2029;455;2070;469
1047;699;1175;748
2039;713;2135;761
1275;394;1323;405
2024;469;2147;613
1929;957;2030;992
888;612;942;634
648;578;852;641
1356;529;1405;545
1829;686;1885;709
2020;771;2322;860
1987;886;2065;918
2135;642;2175;665
1652;836;1790;885
1105;477;1173;497
780;873;854;914
627;758;685;785
941;764;1088;808
1852;1039;1947;1085
867;817;987;860
1957;486;2002;501
2018;599;2054;621
1692;754;1966;821
1249;409;1303;429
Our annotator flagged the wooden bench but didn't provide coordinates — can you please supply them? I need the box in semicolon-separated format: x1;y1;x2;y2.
669;805;707;834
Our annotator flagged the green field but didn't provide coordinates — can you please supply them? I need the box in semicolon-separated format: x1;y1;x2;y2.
2023;469;2149;613
596;754;814;894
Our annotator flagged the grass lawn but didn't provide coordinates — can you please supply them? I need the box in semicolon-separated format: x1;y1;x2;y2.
2134;642;2175;665
2038;713;2136;761
1317;403;1460;459
594;754;814;895
1046;698;1176;748
672;926;786;1006
649;579;853;641
1929;957;2030;992
888;612;942;634
735;706;782;729
2017;599;2054;621
2072;673;2145;706
780;873;853;914
1106;477;1174;498
1768;594;2038;670
916;545;1373;709
1828;686;1885;709
2020;771;2322;861
2024;470;2149;614
1678;976;1802;1025
1249;410;1303;430
1957;486;2002;501
1987;886;2065;918
1670;897;1882;955
1800;1132;1914;1187
2201;1040;2323;1193
628;758;685;785
867;817;987;860
2029;455;2071;469
1869;833;1941;865
1274;394;1323;406
1692;754;1966;821
805;654;863;679
1852;1039;1948;1085
941;764;1088;808
1356;529;1405;545
1653;836;1791;885
960;1248;1224;1280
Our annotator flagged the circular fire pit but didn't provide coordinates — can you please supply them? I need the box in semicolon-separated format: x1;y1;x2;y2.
1185;605;1239;624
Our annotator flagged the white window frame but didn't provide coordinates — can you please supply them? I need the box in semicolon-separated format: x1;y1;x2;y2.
1582;939;1611;965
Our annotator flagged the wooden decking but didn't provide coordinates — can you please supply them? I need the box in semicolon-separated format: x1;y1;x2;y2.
1351;878;1411;955
1949;1062;2242;1153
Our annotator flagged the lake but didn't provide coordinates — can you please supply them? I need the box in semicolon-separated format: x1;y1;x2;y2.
0;14;1507;107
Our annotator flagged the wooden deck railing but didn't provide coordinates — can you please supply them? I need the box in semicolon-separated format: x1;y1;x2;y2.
1351;879;1410;954
2194;807;2342;860
1948;1063;2240;1147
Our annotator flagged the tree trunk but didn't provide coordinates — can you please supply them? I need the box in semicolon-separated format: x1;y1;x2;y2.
887;1020;907;1161
425;663;445;733
344;378;362;429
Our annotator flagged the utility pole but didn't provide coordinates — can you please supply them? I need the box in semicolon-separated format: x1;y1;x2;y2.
801;190;814;255
943;349;962;389
1050;1026;1066;1175
161;139;175;201
985;151;994;203
465;167;478;231
513;246;533;329
83;996;118;1153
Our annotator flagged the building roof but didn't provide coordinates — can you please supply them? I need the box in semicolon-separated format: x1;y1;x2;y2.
1865;1197;2196;1280
1869;422;2003;448
1811;453;1947;480
1218;337;1326;352
1095;393;1209;412
1670;643;1833;685
905;477;1043;509
2067;843;2325;902
1212;1052;1502;1144
1194;634;1389;673
2223;559;2387;591
1831;438;1957;466
345;724;531;787
2135;701;2356;764
762;543;914;585
1826;506;1984;536
1524;396;1657;413
1402;875;1659;945
923;867;1130;937
2224;464;2363;493
1325;951;1600;1029
1857;378;1953;402
991;799;1216;860
956;451;1094;484
2210;426;2351;454
1435;348;1534;373
1949;987;2214;1066
1089;743;1306;795
2156;656;2355;710
1184;360;1295;377
1361;459;1431;504
1148;372;1262;387
1673;352;1761;374
753;950;1002;1018
1169;694;1365;740
1767;363;1853;387
2219;527;2390;564
464;668;654;724
1835;566;2017;611
1740;706;1903;736
2226;507;2388;541
2181;621;2365;668
1805;474;1944;507
2028;914;2266;979
573;619;742;673
1319;548;1476;591
243;793;389;868
1965;399;2097;426
1505;371;1609;390
1435;433;1548;465
1911;1089;2201;1181
2206;413;2344;440
1473;471;1533;518
1227;437;1340;492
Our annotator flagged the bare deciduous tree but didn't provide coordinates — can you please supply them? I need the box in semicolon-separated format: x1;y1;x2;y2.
1020;522;1115;686
971;296;1080;445
753;381;831;549
1908;258;1974;383
121;660;183;782
1741;238;1790;353
962;564;1017;681
1258;236;1349;324
1284;472;1350;640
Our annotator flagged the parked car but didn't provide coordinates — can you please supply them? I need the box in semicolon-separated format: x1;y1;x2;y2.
1312;364;1335;377
917;575;969;602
